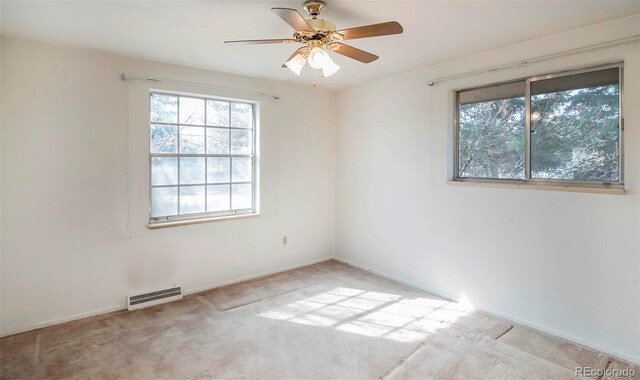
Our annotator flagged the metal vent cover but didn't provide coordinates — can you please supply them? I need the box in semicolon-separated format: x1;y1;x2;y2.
127;285;183;311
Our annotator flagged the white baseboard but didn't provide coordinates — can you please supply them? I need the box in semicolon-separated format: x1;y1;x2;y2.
333;256;640;366
182;256;331;296
0;304;128;338
0;256;333;338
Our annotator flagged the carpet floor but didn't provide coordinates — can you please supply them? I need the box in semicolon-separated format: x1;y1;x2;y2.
1;260;638;379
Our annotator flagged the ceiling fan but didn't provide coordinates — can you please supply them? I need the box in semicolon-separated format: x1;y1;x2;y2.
224;1;403;78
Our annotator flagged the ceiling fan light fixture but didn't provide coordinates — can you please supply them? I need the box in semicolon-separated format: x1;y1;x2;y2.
285;53;307;76
226;4;404;81
307;47;329;69
321;56;340;77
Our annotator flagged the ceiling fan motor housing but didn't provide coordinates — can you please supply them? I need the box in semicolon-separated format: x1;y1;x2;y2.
307;18;336;32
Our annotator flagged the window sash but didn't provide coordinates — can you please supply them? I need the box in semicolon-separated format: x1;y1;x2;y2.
454;63;623;187
149;92;257;224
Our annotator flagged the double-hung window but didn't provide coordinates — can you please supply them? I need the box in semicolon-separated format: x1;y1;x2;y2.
149;92;257;225
455;64;622;189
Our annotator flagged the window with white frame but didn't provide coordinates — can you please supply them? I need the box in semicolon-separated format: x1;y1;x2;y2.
149;92;257;224
455;64;622;187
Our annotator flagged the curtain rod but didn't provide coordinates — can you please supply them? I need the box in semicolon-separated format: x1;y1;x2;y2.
426;35;640;86
121;73;280;100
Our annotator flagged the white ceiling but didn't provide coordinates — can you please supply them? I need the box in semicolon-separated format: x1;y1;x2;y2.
2;1;639;89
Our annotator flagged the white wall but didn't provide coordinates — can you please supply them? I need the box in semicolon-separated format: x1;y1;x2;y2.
334;15;640;363
0;38;335;335
0;11;4;337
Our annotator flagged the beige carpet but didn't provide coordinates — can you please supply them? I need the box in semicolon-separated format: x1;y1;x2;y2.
1;260;638;379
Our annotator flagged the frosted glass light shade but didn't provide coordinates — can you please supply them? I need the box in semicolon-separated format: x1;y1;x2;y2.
285;54;307;76
308;47;329;69
321;55;340;77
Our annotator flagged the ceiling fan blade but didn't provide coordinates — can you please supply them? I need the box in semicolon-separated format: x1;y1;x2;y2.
272;8;316;33
337;21;403;40
330;43;379;63
224;38;297;45
282;47;307;68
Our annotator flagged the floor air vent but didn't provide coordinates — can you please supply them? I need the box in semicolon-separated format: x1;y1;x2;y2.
127;285;183;311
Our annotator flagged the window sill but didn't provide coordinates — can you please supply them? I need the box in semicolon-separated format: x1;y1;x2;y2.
446;180;625;195
148;213;260;229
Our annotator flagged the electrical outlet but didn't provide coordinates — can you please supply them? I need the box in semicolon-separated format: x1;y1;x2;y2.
282;236;288;245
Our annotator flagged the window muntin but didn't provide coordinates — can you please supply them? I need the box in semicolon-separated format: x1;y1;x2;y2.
149;92;256;223
455;65;622;186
